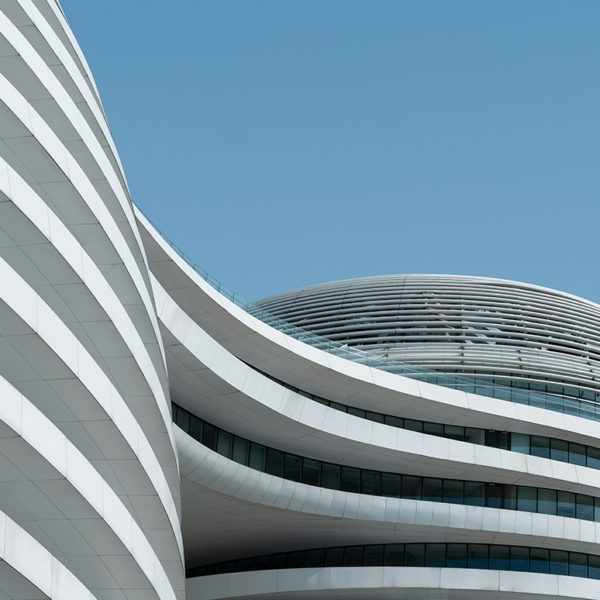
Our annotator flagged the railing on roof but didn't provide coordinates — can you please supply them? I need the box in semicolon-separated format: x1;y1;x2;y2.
138;207;600;424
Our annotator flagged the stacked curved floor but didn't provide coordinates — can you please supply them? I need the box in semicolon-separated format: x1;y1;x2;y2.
0;2;598;600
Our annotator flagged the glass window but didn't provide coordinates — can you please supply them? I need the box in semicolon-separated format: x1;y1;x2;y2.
588;554;600;580
557;491;576;519
252;556;270;571
498;432;509;450
467;545;488;569
366;411;384;423
236;558;253;572
361;470;381;496
364;545;384;567
287;552;306;569
595;498;600;523
344;546;364;567
551;438;568;462
510;546;529;572
577;495;594;521
570;553;588;578
329;401;346;412
423;478;443;502
384;544;405;566
175;408;190;432
510;433;530;454
404;419;423;432
270;554;287;569
530;548;549;574
306;550;325;568
537;489;557;515
302;458;321;487
325;548;344;567
348;407;366;419
232;437;249;465
381;473;401;498
265;448;284;477
530;435;550;459
249;442;266;471
489;546;510;571
189;415;204;441
447;544;467;568
487;483;502;509
569;443;586;466
384;415;404;428
504;485;517;510
405;544;425;567
202;423;218;451
464;481;485;507
465;428;485;445
517;487;537;513
486;431;508;450
207;564;221;575
283;454;302;482
340;467;360;493
443;480;464;504
444;425;465;442
402;476;422;500
217;430;233;459
587;446;600;470
423;422;444;437
426;544;446;567
550;550;569;575
321;463;341;490
221;561;236;574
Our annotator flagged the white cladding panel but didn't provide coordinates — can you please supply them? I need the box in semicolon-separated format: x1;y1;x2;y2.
0;2;597;600
0;1;183;599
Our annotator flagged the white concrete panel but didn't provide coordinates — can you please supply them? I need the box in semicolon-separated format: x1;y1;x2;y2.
0;372;176;600
0;255;182;561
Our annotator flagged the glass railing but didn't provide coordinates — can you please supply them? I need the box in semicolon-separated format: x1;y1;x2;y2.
139;207;600;423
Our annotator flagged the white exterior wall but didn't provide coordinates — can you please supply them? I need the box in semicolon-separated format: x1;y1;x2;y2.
0;2;183;598
0;2;598;600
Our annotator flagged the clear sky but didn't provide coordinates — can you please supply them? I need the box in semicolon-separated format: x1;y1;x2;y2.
60;0;599;303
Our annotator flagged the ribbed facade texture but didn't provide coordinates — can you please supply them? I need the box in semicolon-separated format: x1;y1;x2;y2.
1;2;599;600
255;274;600;404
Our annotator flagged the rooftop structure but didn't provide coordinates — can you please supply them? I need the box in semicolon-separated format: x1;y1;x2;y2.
255;274;600;403
0;2;599;600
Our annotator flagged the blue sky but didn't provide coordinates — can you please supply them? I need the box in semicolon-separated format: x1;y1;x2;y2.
61;0;599;303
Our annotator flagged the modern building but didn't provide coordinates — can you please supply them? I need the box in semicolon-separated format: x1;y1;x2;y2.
0;2;599;600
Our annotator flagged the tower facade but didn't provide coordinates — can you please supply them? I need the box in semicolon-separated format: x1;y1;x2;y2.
1;3;599;600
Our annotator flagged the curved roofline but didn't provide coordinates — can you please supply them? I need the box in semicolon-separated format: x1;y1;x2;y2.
255;273;600;311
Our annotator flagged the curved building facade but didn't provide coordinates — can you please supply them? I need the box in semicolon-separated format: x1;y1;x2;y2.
1;2;600;600
0;1;183;598
254;274;600;404
140;197;600;600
